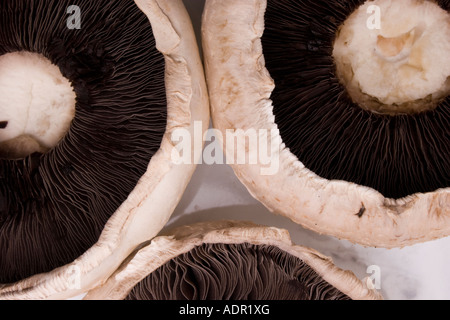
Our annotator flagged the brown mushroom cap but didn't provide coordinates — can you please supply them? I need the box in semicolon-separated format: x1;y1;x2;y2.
202;0;450;248
0;0;209;300
85;221;382;300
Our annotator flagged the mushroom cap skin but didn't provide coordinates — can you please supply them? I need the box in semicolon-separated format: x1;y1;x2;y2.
202;0;450;248
0;0;209;300
85;221;382;300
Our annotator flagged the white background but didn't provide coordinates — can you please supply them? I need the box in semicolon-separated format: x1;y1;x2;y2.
162;0;450;300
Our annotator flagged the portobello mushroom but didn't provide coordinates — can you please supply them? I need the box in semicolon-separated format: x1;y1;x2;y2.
85;221;382;300
0;0;209;299
202;0;450;248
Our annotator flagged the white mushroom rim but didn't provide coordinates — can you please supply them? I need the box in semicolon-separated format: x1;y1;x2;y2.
0;0;209;300
0;52;76;159
202;0;450;248
84;221;383;300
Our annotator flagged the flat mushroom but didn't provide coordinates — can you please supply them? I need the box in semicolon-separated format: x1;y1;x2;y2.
85;221;382;300
0;0;209;299
202;0;450;248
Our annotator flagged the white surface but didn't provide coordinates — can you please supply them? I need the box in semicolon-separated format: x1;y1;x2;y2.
163;0;450;301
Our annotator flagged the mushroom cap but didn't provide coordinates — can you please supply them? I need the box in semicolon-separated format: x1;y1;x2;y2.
202;0;450;248
85;220;382;300
0;0;209;299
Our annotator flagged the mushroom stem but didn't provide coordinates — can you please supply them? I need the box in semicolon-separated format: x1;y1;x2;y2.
333;0;450;114
0;135;48;159
0;51;76;159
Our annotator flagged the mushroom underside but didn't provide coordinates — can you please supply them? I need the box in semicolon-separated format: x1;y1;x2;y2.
261;0;450;200
202;0;450;248
0;0;167;283
84;221;382;300
126;243;351;300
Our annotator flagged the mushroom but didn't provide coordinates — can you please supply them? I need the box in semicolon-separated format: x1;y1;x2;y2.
202;0;450;248
85;221;382;300
0;0;209;299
